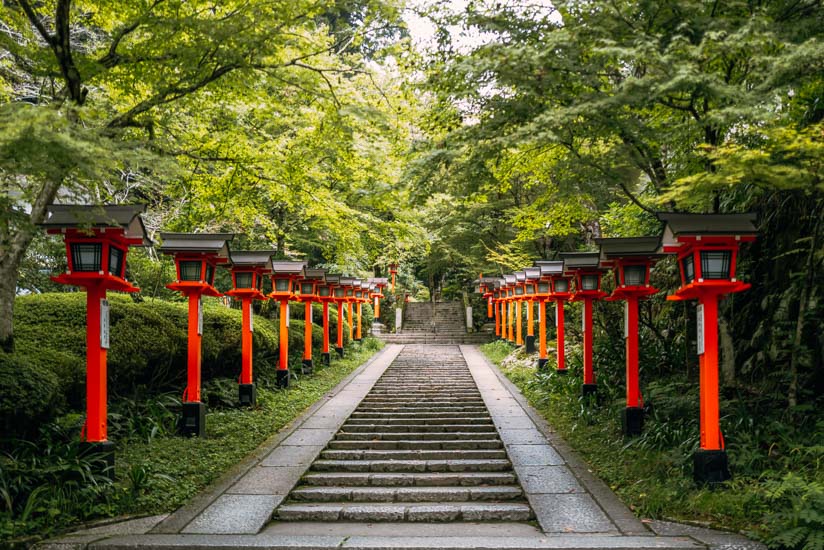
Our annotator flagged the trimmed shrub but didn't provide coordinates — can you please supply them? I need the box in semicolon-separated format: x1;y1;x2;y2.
0;351;65;438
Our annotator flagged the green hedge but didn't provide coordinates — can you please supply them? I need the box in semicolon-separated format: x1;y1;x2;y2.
3;293;364;437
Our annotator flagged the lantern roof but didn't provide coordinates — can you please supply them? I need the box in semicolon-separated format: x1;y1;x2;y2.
301;267;326;281
595;237;664;260
353;280;363;289
524;267;541;280
503;274;517;285
42;204;151;245
270;260;307;274
325;274;341;285
535;260;564;276
561;252;602;271
230;250;275;268
339;277;355;287
657;212;757;241
514;271;526;283
159;232;233;262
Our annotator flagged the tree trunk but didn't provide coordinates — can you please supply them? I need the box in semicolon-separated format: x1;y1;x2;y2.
0;271;17;352
0;178;63;349
719;315;735;386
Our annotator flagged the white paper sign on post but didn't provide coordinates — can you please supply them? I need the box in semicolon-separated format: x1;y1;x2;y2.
286;304;290;325
100;299;110;349
697;303;705;355
197;297;203;335
624;302;629;339
555;303;559;327
249;306;254;333
466;306;473;330
395;308;403;331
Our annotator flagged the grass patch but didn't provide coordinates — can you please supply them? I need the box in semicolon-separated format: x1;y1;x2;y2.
480;341;824;547
1;338;383;547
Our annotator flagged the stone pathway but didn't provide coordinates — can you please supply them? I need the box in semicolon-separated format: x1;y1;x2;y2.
40;344;764;550
274;345;532;522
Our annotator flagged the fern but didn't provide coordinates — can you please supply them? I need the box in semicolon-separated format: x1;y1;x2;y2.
762;474;824;550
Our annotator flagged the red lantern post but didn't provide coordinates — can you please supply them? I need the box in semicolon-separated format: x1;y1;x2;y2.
523;267;541;353
318;275;339;366
297;268;325;375
226;251;275;407
353;280;365;342
562;252;606;383
514;272;526;346
659;213;757;484
597;237;662;434
41;204;150;470
534;261;564;370
502;274;517;343
269;260;308;388
388;263;398;292
160;233;234;436
336;277;355;356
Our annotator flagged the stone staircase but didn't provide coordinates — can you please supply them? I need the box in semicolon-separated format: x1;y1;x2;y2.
377;302;494;345
274;345;533;523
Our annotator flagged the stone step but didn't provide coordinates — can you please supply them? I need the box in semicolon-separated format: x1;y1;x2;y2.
334;432;499;441
289;485;524;502
277;502;533;522
302;471;519;487
310;459;512;473
339;424;495;433
354;407;490;413
350;411;491;419
320;449;507;461
344;418;492;426
327;439;503;450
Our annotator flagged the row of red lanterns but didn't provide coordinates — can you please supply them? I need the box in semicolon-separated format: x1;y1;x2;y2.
40;204;389;473
477;213;757;484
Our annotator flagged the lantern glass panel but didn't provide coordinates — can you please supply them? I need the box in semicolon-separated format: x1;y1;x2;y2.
355;290;363;298
275;278;290;292
538;282;550;293
701;250;731;279
554;279;569;293
346;289;353;297
682;255;695;284
301;282;314;295
515;286;524;296
581;275;599;291
108;246;124;277
235;272;253;288
319;285;331;297
205;264;215;285
623;265;646;286
179;260;202;281
526;283;535;295
334;288;344;298
71;243;102;272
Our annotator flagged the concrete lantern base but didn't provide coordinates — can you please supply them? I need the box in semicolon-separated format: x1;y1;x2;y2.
335;346;344;358
525;335;536;354
79;440;116;480
693;449;731;485
180;401;206;438
621;406;644;437
238;383;256;408
582;384;598;398
537;358;548;371
322;352;331;366
302;359;314;375
276;369;290;389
